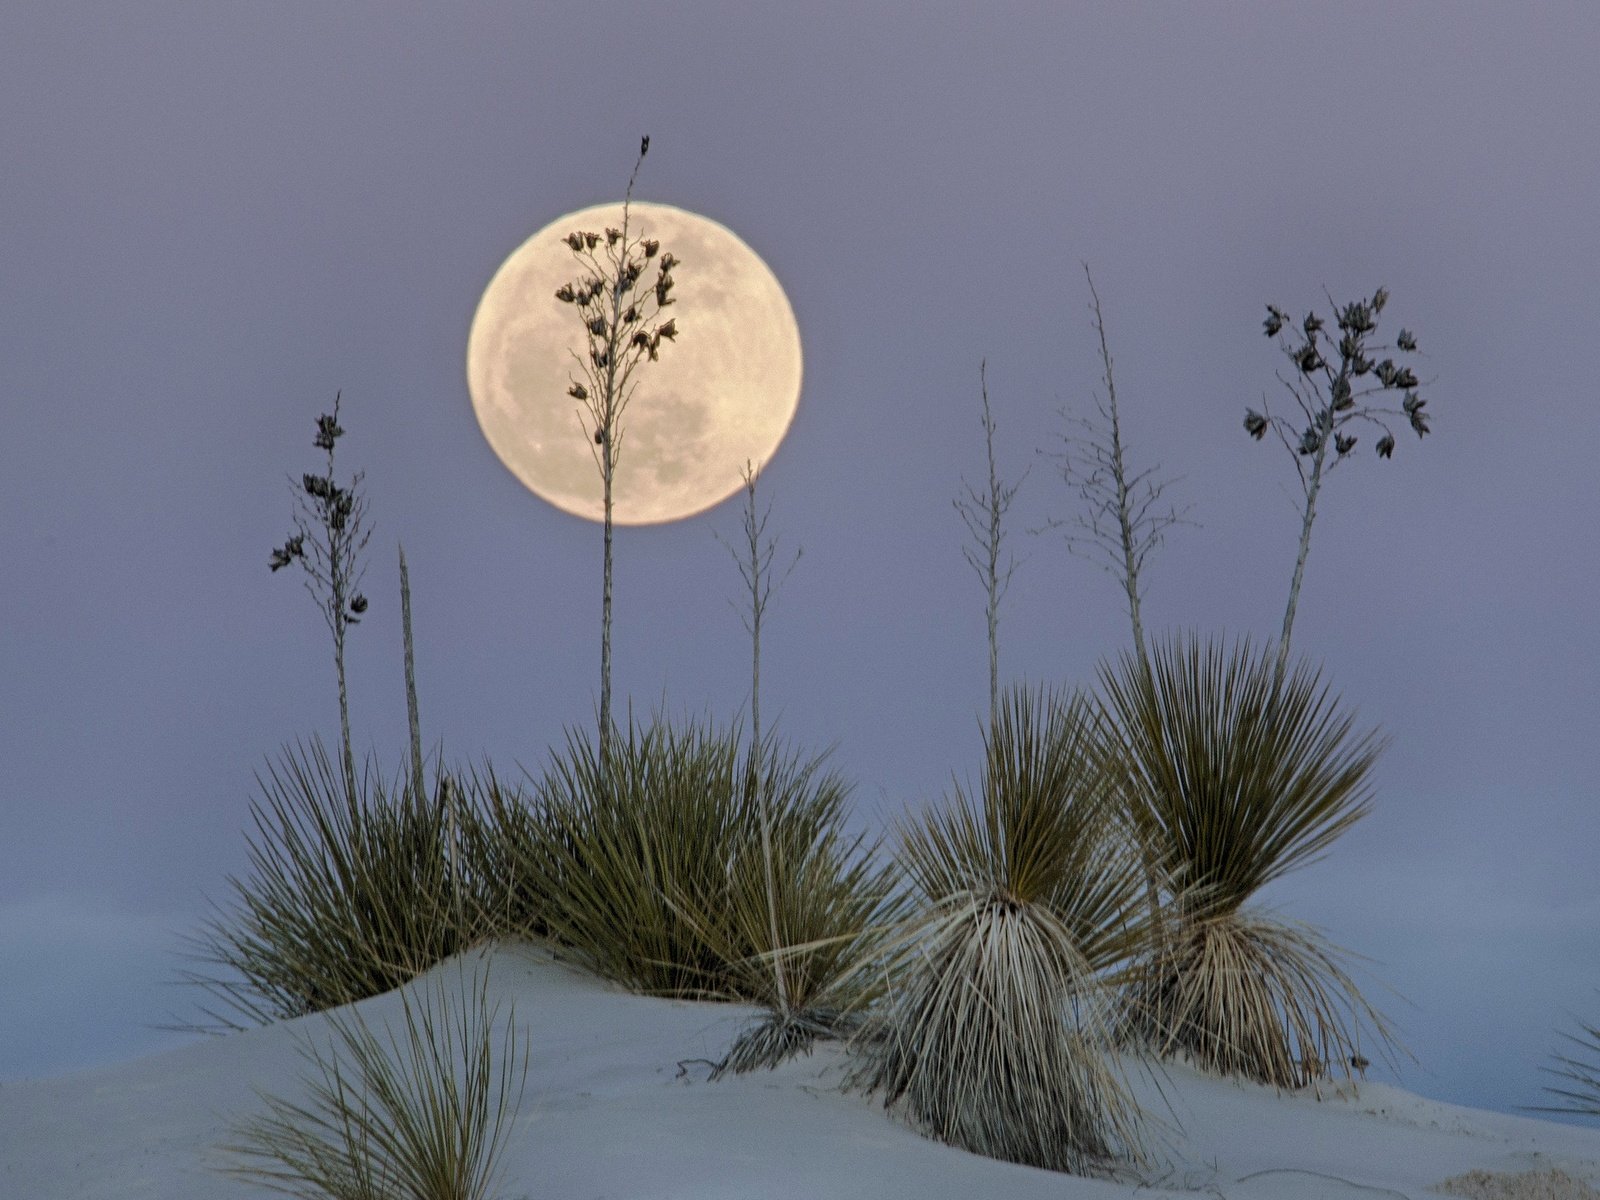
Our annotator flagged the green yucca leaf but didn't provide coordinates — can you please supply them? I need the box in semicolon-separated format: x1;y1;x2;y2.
178;739;481;1029
1097;635;1385;917
899;686;1149;974
1097;635;1399;1087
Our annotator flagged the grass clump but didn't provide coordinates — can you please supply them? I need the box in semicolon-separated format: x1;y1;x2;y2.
184;738;480;1028
1098;634;1394;1088
472;714;891;1040
220;961;527;1200
851;685;1150;1174
474;716;745;996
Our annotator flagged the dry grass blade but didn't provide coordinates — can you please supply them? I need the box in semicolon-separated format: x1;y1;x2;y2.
1123;908;1396;1088
853;685;1150;1174
218;961;528;1200
855;892;1145;1174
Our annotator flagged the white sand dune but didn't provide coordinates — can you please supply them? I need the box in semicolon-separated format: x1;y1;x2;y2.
4;942;1599;1200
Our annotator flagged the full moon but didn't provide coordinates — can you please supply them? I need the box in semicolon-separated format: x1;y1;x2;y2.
466;202;803;524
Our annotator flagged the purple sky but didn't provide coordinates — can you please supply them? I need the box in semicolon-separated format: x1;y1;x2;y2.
2;3;1597;1117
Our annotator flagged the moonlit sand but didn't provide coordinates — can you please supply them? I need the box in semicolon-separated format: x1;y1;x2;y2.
4;942;1599;1200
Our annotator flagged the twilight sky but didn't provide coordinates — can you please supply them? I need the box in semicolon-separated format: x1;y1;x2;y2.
2;3;1596;1118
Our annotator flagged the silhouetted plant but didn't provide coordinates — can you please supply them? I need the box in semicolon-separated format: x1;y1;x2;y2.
270;394;372;804
1244;288;1433;682
554;135;680;769
954;359;1025;729
219;961;527;1200
852;685;1149;1174
1098;635;1397;1088
717;459;801;788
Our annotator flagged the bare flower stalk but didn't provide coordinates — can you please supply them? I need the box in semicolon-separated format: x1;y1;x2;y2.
717;459;801;1013
555;135;679;771
1245;287;1433;685
954;359;1025;728
398;543;462;936
399;544;425;809
269;393;372;806
1042;265;1190;680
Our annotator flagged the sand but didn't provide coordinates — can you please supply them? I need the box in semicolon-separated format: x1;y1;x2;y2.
4;941;1599;1200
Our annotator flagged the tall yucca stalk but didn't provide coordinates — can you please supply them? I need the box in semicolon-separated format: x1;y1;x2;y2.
715;461;802;1020
397;543;463;938
269;395;372;807
555;136;679;770
853;686;1149;1174
1098;634;1394;1087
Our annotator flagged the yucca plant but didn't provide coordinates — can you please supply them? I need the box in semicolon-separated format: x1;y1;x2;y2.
1098;634;1394;1088
470;713;893;1043
219;962;528;1200
697;733;900;1075
182;739;479;1028
851;685;1150;1174
1533;1006;1600;1117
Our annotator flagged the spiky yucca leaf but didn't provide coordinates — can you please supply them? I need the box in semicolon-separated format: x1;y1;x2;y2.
1098;635;1394;1086
219;962;527;1200
451;762;549;943
853;686;1149;1173
1098;636;1385;917
1533;1006;1600;1117
181;739;478;1029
